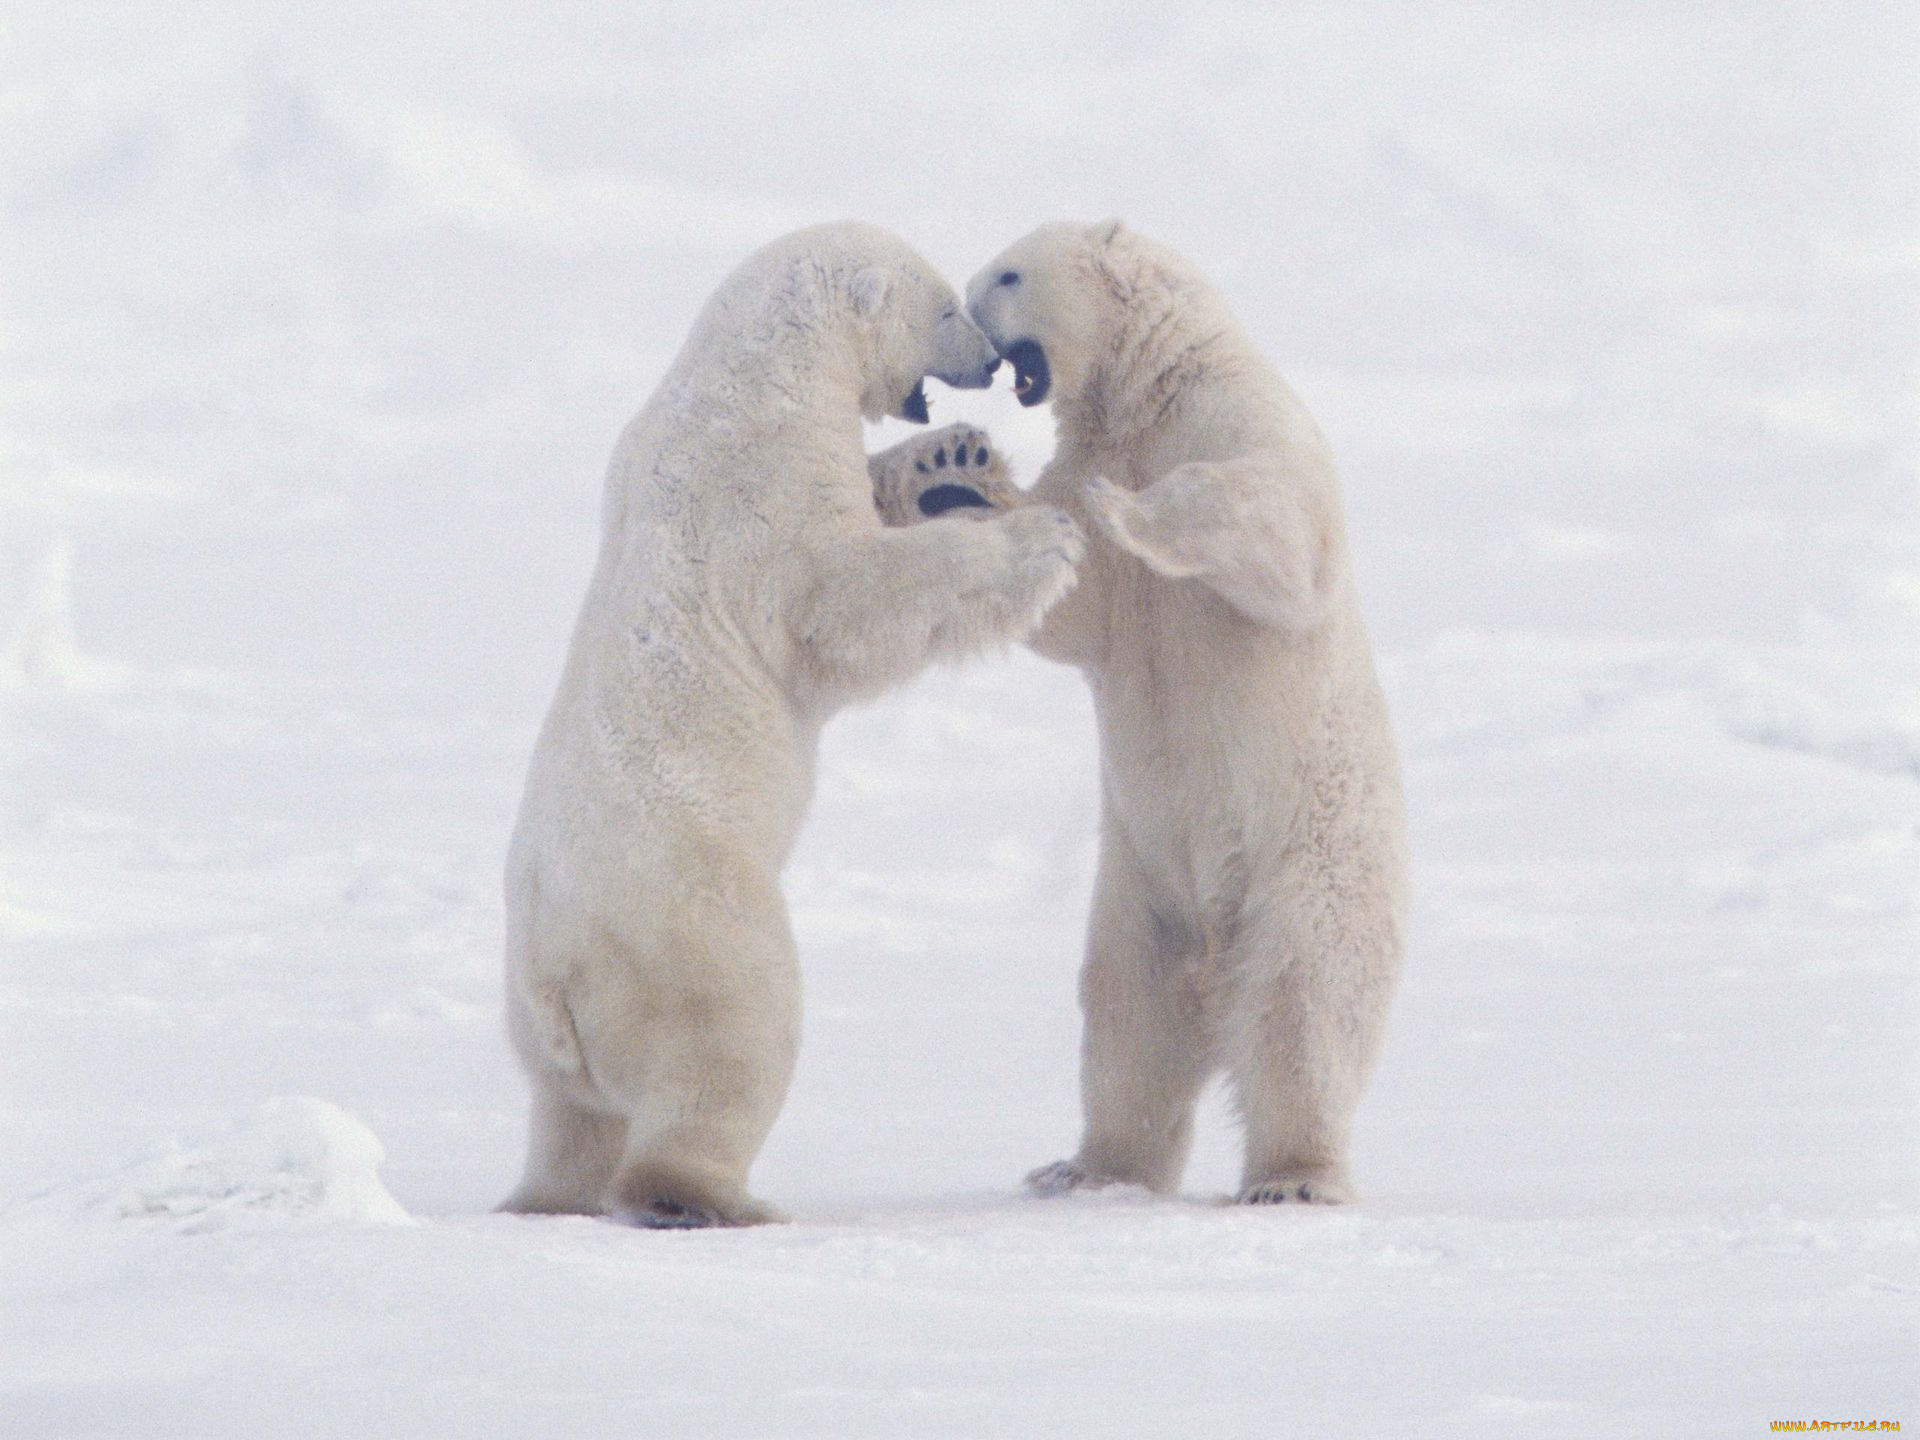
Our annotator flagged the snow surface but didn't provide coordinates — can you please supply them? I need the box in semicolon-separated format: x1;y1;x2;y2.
3;3;1915;1435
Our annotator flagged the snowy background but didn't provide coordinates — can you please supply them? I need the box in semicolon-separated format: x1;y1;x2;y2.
2;3;1915;1435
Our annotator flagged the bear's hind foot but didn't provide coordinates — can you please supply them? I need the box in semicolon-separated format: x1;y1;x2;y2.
1024;1158;1118;1197
610;1192;787;1230
1236;1171;1353;1207
613;1198;725;1230
495;1188;604;1218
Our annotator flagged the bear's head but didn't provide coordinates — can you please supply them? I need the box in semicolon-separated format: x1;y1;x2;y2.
964;219;1129;411
833;225;1002;425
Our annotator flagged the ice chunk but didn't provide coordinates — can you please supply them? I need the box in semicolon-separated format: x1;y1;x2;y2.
97;1098;412;1231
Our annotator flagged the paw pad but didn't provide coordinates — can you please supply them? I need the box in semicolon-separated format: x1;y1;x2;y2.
917;483;994;517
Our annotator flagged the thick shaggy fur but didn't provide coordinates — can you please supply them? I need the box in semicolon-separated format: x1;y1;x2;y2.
499;223;1085;1227
965;220;1407;1205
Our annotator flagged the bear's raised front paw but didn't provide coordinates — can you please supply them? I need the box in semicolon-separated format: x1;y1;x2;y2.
1024;1158;1112;1196
1237;1172;1353;1207
871;423;1018;525
908;424;994;479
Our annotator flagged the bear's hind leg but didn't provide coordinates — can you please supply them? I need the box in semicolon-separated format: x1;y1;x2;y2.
1227;983;1362;1206
609;1056;795;1229
599;885;801;1230
497;1083;627;1216
1030;831;1213;1197
1226;887;1399;1206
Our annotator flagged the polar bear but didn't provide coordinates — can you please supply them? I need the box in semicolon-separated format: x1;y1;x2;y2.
956;220;1408;1205
499;223;1086;1228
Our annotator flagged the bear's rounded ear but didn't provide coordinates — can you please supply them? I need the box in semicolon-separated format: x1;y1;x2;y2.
1091;218;1126;246
851;267;891;318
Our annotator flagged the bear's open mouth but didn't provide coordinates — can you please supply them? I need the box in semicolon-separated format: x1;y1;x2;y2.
900;378;930;423
1005;340;1050;407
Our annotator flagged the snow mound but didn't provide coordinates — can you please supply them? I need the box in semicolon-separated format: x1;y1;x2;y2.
90;1098;412;1231
2;538;134;693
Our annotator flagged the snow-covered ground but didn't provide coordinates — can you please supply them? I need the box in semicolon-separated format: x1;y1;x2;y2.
3;4;1914;1435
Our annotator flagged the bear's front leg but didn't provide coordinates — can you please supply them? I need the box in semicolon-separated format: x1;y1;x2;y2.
1083;460;1341;632
795;504;1084;704
1081;473;1215;579
869;422;1022;526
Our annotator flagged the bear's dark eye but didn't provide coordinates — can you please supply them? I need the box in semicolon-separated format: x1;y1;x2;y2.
998;271;1019;286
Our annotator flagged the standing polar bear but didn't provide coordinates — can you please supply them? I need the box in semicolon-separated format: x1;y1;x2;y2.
500;223;1085;1228
965;220;1407;1205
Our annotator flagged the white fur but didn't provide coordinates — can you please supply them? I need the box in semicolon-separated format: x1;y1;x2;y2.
966;221;1407;1205
499;223;1085;1227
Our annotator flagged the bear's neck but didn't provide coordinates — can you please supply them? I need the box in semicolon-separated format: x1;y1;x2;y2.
667;309;868;450
1059;292;1239;452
